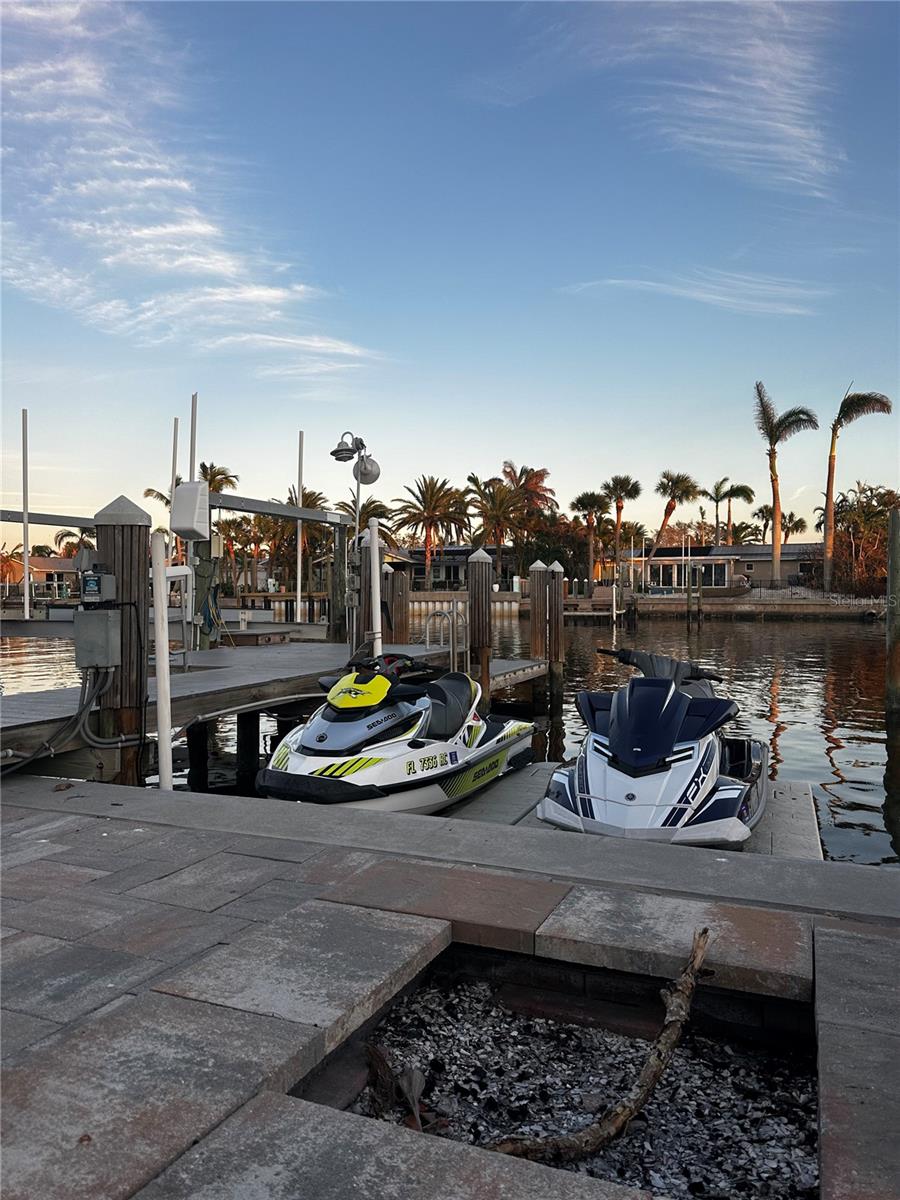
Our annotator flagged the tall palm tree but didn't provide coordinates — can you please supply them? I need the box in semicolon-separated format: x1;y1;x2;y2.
752;504;774;542
569;491;609;584
392;476;468;589
54;527;96;556
333;491;397;547
753;382;818;583
467;474;525;581
501;462;557;514
822;389;892;590
214;517;246;597
724;483;755;545
781;512;808;543
649;472;700;565
699;477;730;544
601;475;642;572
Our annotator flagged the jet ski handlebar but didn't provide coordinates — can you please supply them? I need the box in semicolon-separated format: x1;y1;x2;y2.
597;647;723;684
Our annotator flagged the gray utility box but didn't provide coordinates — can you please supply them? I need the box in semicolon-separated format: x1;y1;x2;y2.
74;609;121;669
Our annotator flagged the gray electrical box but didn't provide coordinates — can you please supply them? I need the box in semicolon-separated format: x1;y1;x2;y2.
74;609;121;669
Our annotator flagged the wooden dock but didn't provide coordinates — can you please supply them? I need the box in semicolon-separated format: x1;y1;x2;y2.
447;762;823;860
1;642;546;762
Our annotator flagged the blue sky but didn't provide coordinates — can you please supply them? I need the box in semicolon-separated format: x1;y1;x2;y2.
2;1;897;548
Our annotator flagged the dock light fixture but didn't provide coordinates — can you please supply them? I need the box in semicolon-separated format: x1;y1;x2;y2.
330;430;380;651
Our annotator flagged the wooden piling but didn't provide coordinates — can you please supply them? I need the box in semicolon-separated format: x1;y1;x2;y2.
94;496;151;787
468;548;492;707
383;565;411;646
888;508;900;714
329;525;347;644
529;559;548;661
547;560;565;722
235;710;261;795
186;721;208;792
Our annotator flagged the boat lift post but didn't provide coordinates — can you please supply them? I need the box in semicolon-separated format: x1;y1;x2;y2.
151;531;174;789
21;408;30;621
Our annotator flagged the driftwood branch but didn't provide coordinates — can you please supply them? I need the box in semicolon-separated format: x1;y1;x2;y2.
490;926;712;1163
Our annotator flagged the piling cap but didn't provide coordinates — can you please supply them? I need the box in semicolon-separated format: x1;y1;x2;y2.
529;559;547;571
94;496;151;526
548;560;564;572
468;548;492;563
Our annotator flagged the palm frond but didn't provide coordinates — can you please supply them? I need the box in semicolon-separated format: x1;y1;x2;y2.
753;382;778;443
835;391;892;430
773;406;819;442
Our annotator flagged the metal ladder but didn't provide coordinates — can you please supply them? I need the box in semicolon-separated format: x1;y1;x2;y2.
424;600;469;674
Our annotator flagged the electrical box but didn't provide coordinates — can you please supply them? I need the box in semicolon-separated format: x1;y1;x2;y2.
74;609;121;669
170;481;210;540
80;569;117;605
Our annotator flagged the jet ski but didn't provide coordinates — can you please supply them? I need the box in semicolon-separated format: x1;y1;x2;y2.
537;647;768;848
256;653;534;815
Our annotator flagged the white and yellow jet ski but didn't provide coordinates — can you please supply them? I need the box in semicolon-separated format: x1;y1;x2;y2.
256;654;534;815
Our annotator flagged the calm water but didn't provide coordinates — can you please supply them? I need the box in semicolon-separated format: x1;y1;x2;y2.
2;620;895;866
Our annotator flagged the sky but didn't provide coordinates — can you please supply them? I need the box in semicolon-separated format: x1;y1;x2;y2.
2;0;898;550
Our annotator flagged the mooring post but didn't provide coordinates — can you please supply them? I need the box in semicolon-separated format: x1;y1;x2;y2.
95;496;151;786
529;560;548;660
328;524;348;644
186;721;208;792
547;560;565;722
468;548;492;710
686;566;693;629
887;508;900;714
393;566;410;645
235;710;261;795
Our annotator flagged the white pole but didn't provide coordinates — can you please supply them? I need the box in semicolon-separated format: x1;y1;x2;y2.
21;408;30;620
151;531;174;790
168;416;179;563
630;535;634;588
369;517;382;657
296;429;304;624
189;392;198;481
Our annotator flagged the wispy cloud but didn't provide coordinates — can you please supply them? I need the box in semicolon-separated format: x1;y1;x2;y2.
564;269;831;316
0;1;372;382
467;3;840;198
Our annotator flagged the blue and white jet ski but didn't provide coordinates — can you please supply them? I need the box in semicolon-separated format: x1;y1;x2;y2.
537;648;768;848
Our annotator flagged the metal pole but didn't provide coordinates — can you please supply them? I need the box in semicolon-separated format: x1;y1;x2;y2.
296;429;304;622
369;517;382;657
21;409;30;620
189;392;198;481
168;416;179;563
151;531;173;789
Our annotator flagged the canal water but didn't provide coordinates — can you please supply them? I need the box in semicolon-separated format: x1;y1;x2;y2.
2;619;895;866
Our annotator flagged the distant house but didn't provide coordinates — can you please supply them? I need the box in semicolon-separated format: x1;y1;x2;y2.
407;544;512;590
623;542;823;589
2;556;79;599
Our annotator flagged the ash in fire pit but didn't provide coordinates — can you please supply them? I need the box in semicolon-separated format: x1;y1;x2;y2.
351;980;817;1199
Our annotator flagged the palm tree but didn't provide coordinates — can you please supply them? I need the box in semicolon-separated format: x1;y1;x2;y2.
0;543;23;589
199;462;239;493
724;483;755;545
215;517;246;597
753;382;818;583
730;521;762;546
54;527;96;556
601;475;642;572
501;462;557;514
467;474;525;581
822;389;892;590
333;492;398;549
648;472;700;566
699;477;730;544
752;504;774;542
781;512;808;543
30;544;54;557
569;491;609;585
392;476;468;589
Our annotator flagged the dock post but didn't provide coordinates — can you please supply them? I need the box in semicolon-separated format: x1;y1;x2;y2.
529;560;548;660
686;567;692;629
468;548;492;710
236;710;261;795
358;529;371;650
391;567;410;646
328;524;347;644
151;531;173;790
888;509;900;713
95;496;151;786
547;560;565;723
186;722;208;792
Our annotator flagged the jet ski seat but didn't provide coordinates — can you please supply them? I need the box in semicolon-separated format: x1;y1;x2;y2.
425;673;476;740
